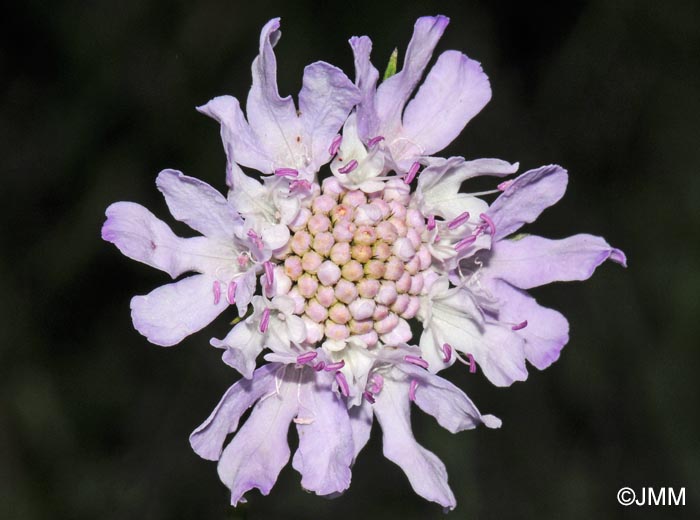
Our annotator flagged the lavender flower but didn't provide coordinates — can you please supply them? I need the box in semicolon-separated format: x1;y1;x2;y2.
102;15;625;510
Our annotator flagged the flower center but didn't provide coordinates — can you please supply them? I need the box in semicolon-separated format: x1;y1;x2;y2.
279;178;431;348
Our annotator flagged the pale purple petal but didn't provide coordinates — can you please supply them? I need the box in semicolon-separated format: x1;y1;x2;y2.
402;51;491;156
156;169;243;239
348;400;373;460
487;279;570;370
299;62;361;173
211;321;263;379
373;378;456;509
487;165;568;240
234;269;256;315
196;95;272;178
349;35;380;141
376;15;450;134
487;233;627;289
246;18;305;172
130;274;228;346
399;364;502;432
292;370;353;496
217;367;298;505
190;364;278;460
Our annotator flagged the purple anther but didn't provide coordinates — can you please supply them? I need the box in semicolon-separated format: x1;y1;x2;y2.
511;320;528;331
467;353;477;374
434;234;441;243
324;360;346;372
363;391;376;404
480;213;496;235
427;214;436;231
296;351;318;365
313;361;326;372
408;379;419;402
227;281;237;305
274;167;299;178
329;134;342;156
290;179;312;192
212;281;221;305
497;179;513;191
259;308;271;333
247;229;264;249
404;355;429;369
455;234;478;252
370;374;384;394
442;343;452;363
338;159;358;174
403;161;420;184
367;135;385;148
264;261;274;288
447;211;471;230
335;371;350;397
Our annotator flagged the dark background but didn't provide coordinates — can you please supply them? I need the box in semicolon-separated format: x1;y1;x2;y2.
2;0;698;518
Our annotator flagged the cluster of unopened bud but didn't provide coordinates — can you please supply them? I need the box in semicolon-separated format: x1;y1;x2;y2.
276;177;431;348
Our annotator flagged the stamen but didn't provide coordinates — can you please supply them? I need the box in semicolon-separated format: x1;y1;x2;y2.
404;355;429;369
274;167;299;178
408;379;419;402
403;161;420;184
227;281;237;305
427;214;436;231
367;135;385;148
335;371;350;397
363;391;376;404
455;234;477;251
338;159;358;174
329;135;342;156
467;353;477;374
296;351;318;365
290;179;312;192
497;179;513;191
324;360;346;371
447;211;470;230
442;343;452;363
212;281;221;305
313;361;326;372
260;308;271;333
480;213;496;235
264;261;274;289
511;320;528;331
370;374;384;394
247;229;264;249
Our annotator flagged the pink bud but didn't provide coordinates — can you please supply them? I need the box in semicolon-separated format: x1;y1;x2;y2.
301;251;323;274
388;201;407;220
376;282;398;306
330;204;352;223
372;304;389;321
288;207;311;232
298;274;319;299
308;214;331;235
406;209;425;231
374;312;399;334
330;242;351;265
357;330;378;348
342;190;367;207
329;303;351;325
312;231;335;257
287;288;305;315
388;217;407;237
334;278;358;304
373;241;392;261
341;260;364;282
325;321;350;341
317;261;341;286
405;255;420;275
322;176;344;199
391;293;410;315
305;299;328;323
382;179;410;203
273;266;292;295
417;246;432;270
332;220;355;242
384;256;405;280
351;244;373;263
353;225;377;246
393;237;416;261
316;285;336;308
284;256;303;280
409;273;424;295
348;298;376;321
357;278;380;298
401;296;421;319
370;199;391;219
396;271;412;293
375;221;398;243
291;230;312;256
364;259;386;279
354;204;383;226
406;228;422;249
303;317;324;344
349;319;373;334
312;195;336;214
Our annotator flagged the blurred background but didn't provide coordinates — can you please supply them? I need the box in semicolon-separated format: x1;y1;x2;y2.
1;0;698;518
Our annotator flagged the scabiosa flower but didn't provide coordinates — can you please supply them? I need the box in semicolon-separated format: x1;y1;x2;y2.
102;15;626;511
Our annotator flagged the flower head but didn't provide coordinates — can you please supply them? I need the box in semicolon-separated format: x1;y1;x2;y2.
102;15;626;510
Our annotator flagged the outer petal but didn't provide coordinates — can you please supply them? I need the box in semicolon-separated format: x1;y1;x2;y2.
196;95;272;178
348;400;373;460
376;15;450;134
102;202;235;278
156;169;243;239
487;165;568;240
487;279;570;370
212;320;263;379
246;18;305;171
349;35;380;141
218;368;298;505
373;378;456;509
130;274;228;346
486;234;628;289
299;62;361;174
399;364;501;432
292;370;353;496
189;364;278;460
402;51;491;156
